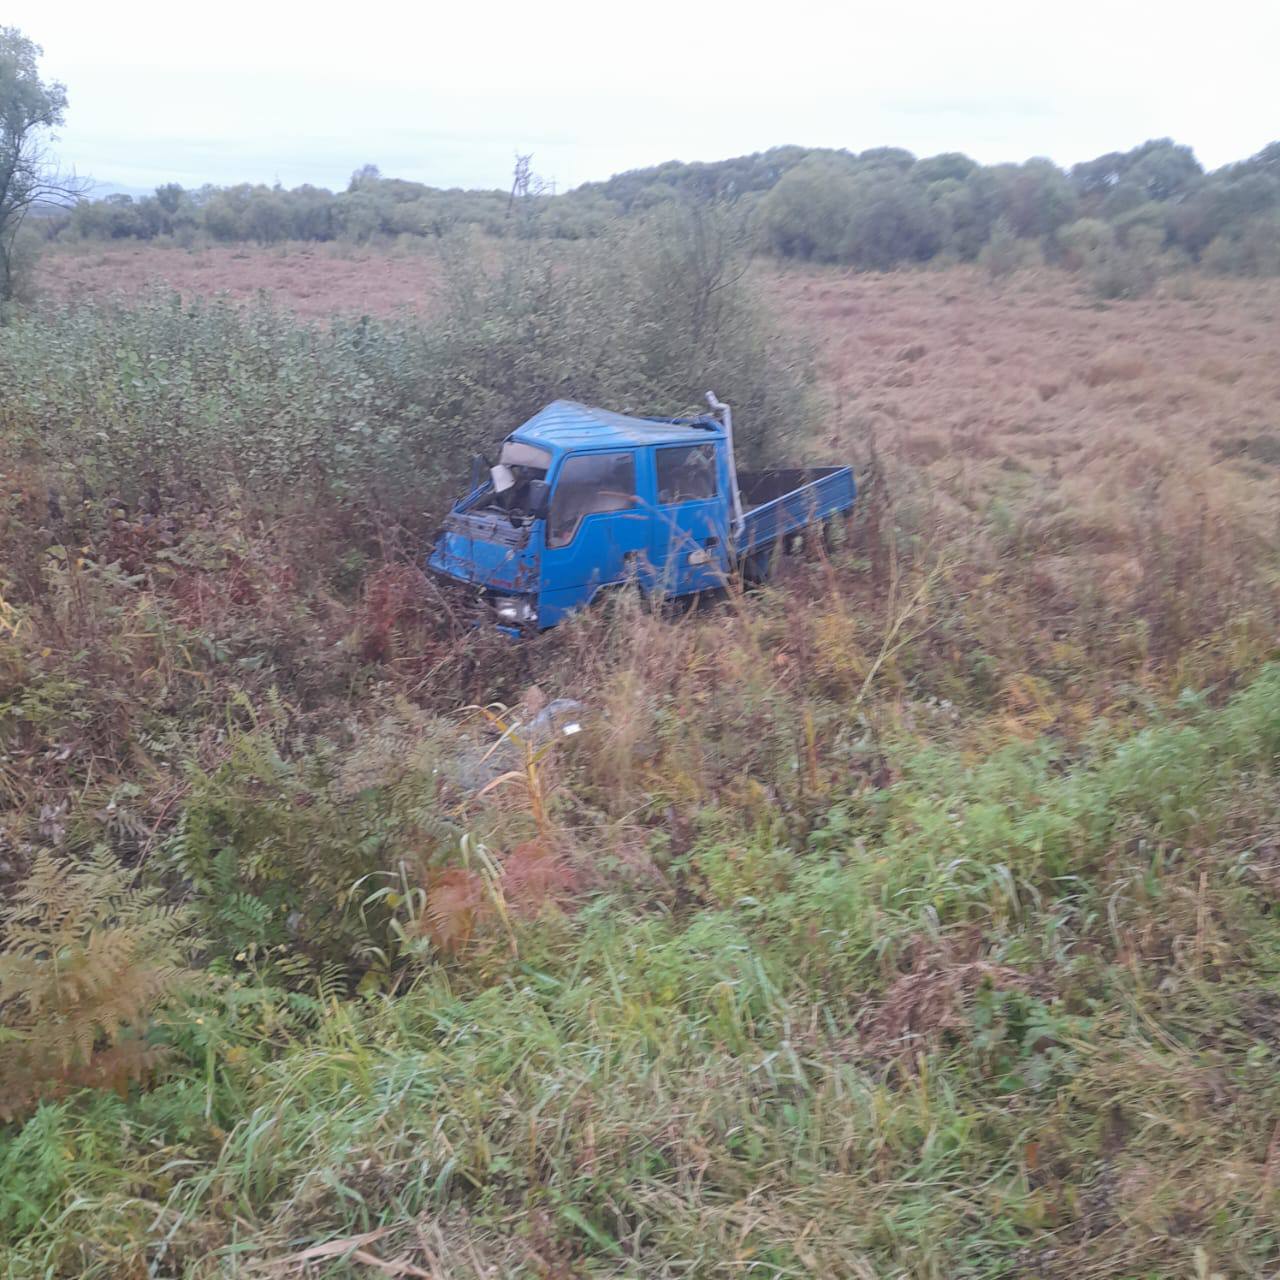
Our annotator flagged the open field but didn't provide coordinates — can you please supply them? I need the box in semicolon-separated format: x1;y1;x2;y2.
37;240;450;318
4;238;1280;1277
772;266;1280;661
33;243;1280;709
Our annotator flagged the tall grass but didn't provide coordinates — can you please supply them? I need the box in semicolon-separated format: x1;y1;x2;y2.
3;657;1278;1276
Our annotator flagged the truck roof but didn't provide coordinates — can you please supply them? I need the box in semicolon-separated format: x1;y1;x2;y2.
510;400;723;453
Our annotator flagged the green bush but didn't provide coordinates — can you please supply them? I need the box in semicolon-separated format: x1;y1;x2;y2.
840;170;943;270
0;215;812;520
757;155;860;262
978;218;1043;278
1203;214;1280;276
1055;216;1159;297
1055;216;1115;269
1087;245;1158;298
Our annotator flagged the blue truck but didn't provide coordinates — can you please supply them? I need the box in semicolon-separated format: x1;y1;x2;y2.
428;394;856;631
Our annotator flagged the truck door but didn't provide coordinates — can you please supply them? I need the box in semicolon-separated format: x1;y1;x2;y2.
651;442;730;597
540;450;647;625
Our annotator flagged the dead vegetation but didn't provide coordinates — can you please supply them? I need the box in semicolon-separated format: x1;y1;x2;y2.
35;239;450;318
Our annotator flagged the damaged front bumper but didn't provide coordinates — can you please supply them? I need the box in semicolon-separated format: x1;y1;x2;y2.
427;512;542;635
491;595;537;627
429;571;539;636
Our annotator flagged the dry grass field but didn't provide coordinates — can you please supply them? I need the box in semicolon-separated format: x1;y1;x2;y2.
37;240;449;317
772;265;1280;655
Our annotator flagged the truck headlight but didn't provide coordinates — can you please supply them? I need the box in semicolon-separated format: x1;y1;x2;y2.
493;597;534;623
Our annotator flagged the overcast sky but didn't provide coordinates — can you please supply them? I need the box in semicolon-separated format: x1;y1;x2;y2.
10;0;1279;195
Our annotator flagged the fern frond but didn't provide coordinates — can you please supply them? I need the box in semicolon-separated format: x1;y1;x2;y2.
0;851;199;1121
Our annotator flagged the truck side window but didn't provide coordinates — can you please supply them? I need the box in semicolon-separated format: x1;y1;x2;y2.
656;444;718;505
547;451;636;548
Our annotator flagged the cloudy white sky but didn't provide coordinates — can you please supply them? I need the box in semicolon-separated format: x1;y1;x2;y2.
10;0;1280;195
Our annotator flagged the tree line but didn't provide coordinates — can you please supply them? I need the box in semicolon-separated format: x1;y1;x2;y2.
41;138;1280;284
752;139;1280;286
7;12;1278;290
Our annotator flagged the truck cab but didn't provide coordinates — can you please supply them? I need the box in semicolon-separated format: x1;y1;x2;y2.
429;401;733;630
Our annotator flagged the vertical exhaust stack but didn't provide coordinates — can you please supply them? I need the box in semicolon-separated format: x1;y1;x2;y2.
706;391;745;543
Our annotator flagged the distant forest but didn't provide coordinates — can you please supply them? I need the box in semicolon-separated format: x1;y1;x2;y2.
42;139;1280;285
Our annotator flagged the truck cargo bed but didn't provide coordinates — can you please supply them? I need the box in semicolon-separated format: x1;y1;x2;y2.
737;466;857;555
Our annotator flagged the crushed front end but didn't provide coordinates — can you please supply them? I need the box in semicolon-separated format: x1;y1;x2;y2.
428;507;542;634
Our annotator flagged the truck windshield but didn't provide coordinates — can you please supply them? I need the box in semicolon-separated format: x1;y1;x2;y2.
474;440;552;521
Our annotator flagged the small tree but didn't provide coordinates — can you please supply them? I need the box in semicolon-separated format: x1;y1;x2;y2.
979;217;1042;279
0;27;79;304
840;171;943;270
1056;217;1115;270
758;156;858;261
347;162;381;192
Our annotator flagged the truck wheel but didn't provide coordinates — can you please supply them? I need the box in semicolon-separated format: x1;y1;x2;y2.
798;523;830;560
740;548;772;586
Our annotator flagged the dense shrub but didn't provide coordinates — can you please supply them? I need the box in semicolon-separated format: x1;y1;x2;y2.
1086;245;1158;299
0;212;811;523
1055;216;1116;269
758;159;944;269
978;218;1043;277
1055;216;1158;297
1203;213;1280;276
840;170;943;269
757;156;859;261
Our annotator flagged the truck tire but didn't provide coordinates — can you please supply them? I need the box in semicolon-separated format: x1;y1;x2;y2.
740;546;773;586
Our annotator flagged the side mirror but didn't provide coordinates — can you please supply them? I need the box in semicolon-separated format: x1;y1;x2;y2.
526;478;550;517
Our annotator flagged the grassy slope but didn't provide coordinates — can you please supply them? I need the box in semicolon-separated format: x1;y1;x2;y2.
6;653;1279;1276
2;254;1279;1277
